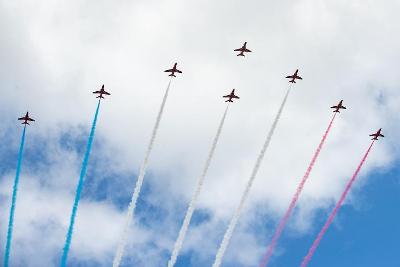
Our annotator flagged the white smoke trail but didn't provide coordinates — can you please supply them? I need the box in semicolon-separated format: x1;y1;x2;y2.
167;104;230;267
113;79;172;267
212;87;292;267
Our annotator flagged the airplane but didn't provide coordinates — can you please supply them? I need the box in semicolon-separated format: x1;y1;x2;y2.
286;69;303;83
18;112;35;125
93;84;111;99
331;100;346;113
223;89;240;102
164;63;182;77
234;42;252;56
370;128;384;140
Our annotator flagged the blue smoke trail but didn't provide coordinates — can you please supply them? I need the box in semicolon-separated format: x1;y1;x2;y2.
4;126;27;267
60;100;101;267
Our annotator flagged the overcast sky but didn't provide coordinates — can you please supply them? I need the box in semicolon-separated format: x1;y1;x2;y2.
0;0;399;266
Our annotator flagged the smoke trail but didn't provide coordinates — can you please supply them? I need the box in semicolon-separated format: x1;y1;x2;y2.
260;113;337;266
113;79;172;267
4;126;27;267
60;100;101;267
212;87;291;267
300;141;375;267
167;104;230;267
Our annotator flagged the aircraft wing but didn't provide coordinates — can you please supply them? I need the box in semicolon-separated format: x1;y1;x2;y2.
234;48;242;51
176;69;182;73
93;90;101;94
18;117;24;120
330;105;337;109
232;95;240;99
28;118;35;121
380;134;385;137
285;75;293;79
164;69;173;72
104;91;111;95
244;48;252;52
297;76;303;80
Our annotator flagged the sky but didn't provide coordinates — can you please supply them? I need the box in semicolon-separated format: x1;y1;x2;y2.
0;0;399;266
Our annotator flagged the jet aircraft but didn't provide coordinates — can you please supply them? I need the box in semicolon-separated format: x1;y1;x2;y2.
18;112;35;125
93;85;111;99
286;69;302;83
164;63;182;77
234;42;252;56
223;89;240;102
331;100;346;113
370;128;384;140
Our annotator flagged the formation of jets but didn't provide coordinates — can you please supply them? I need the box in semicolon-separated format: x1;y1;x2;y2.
16;42;384;141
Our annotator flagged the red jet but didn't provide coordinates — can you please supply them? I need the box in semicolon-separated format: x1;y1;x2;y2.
331;100;346;113
370;128;384;140
164;63;182;77
93;84;111;99
234;42;252;57
18;112;35;125
286;69;303;83
223;89;240;102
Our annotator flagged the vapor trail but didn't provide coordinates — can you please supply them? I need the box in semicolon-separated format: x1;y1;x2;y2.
60;100;101;267
4;126;27;267
212;87;292;267
300;141;375;267
167;104;230;267
260;113;337;266
113;79;172;267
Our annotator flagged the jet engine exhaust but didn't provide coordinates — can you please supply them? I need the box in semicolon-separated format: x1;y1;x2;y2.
212;86;292;267
260;113;337;267
60;100;102;267
168;104;230;267
113;79;172;267
4;126;27;267
300;141;375;267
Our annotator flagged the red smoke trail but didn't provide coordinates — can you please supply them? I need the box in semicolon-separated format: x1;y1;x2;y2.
260;113;337;267
300;141;375;267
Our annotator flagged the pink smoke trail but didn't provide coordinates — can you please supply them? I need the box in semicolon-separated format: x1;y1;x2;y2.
260;113;337;267
300;141;375;267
